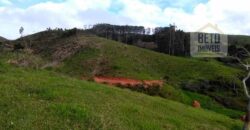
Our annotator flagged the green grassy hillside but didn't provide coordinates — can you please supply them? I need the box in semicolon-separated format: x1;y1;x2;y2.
8;31;247;116
15;32;245;85
55;35;246;111
56;35;244;82
15;32;244;83
0;58;243;130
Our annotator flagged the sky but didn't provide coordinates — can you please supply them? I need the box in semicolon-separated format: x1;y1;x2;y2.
0;0;250;39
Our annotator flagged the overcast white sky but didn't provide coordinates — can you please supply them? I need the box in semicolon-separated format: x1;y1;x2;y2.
0;0;250;39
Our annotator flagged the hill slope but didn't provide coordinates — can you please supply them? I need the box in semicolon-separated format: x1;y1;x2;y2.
0;58;243;130
11;30;247;112
19;31;244;82
0;36;7;42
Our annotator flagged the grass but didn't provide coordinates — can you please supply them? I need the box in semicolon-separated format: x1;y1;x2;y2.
2;32;248;129
58;36;244;83
54;35;246;112
0;60;244;129
59;47;100;77
4;33;247;118
159;85;244;118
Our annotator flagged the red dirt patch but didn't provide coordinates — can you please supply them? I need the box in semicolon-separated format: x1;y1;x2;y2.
192;100;201;108
240;115;246;122
93;76;164;89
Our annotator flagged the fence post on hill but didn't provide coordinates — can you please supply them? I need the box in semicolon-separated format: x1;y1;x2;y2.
243;68;250;130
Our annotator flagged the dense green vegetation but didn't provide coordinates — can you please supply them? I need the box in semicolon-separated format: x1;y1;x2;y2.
160;85;244;118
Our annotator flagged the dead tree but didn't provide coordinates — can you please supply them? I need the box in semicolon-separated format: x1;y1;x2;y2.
240;60;250;130
230;48;250;130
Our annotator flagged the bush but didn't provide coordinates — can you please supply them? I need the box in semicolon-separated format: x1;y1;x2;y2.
13;43;24;51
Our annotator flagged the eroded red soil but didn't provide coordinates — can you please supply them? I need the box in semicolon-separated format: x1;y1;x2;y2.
93;76;164;89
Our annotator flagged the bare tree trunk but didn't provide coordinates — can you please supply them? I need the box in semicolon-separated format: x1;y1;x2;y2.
243;70;250;130
243;100;250;130
230;49;250;129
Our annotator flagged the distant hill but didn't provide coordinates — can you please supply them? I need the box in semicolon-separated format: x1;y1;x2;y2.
229;35;250;46
89;24;250;56
0;36;7;42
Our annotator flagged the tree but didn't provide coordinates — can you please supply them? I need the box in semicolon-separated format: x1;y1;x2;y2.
230;47;250;130
19;26;24;37
155;27;171;54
